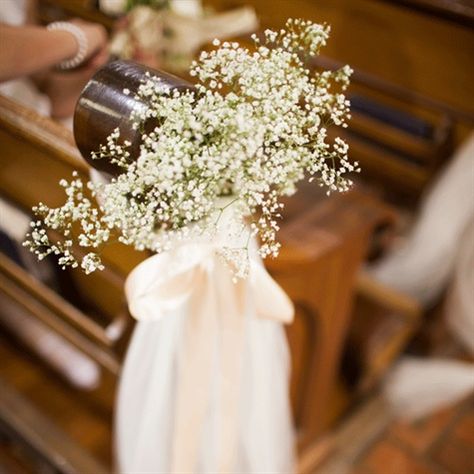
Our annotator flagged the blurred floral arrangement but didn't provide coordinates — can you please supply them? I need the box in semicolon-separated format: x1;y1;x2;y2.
99;0;258;71
25;19;357;276
100;0;170;14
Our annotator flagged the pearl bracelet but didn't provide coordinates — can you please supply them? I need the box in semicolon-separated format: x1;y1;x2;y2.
46;21;88;70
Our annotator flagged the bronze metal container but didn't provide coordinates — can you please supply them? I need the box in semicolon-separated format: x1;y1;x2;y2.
73;60;193;174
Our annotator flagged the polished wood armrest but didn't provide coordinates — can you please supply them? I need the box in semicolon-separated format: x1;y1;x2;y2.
353;271;423;391
0;253;120;375
0;94;86;172
357;271;421;321
0;377;109;474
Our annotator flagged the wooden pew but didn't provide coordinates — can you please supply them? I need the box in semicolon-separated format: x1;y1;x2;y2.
0;95;122;472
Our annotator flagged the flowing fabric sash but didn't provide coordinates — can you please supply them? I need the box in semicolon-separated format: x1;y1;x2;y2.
124;243;294;472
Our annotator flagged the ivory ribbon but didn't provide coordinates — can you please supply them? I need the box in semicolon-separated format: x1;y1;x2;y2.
123;242;294;472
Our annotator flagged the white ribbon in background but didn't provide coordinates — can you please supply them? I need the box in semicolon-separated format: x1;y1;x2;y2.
116;237;295;473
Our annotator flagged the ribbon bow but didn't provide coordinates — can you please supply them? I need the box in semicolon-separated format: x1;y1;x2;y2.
125;242;294;472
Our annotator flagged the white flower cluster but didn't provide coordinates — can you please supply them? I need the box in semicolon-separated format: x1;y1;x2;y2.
24;18;358;275
91;128;132;169
24;173;108;273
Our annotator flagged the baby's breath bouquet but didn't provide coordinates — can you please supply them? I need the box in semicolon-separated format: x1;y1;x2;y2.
25;19;358;276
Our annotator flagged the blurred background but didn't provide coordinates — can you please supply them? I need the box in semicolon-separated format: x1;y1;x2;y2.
0;1;473;473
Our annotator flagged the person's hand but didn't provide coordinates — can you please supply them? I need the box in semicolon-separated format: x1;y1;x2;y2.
69;19;108;65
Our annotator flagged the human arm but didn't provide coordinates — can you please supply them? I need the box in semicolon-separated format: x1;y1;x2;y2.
0;20;107;82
